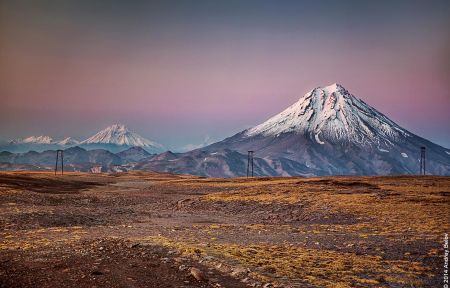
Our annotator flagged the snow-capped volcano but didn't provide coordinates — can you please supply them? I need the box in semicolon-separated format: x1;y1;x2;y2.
80;124;165;153
198;83;450;176
246;83;408;147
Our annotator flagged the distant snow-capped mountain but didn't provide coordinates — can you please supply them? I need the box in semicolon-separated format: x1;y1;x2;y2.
80;124;165;153
10;136;79;146
10;135;54;145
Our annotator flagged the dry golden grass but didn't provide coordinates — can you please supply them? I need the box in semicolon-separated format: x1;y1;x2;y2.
204;176;450;235
140;235;431;288
213;243;430;288
0;226;86;250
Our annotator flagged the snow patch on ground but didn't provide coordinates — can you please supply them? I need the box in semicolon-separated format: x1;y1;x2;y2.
446;151;450;156
378;148;389;152
401;153;408;158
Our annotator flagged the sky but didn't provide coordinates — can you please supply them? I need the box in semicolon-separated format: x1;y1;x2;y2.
0;0;449;151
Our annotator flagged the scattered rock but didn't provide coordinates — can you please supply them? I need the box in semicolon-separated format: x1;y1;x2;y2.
190;267;207;281
178;264;187;271
231;267;248;277
127;243;140;249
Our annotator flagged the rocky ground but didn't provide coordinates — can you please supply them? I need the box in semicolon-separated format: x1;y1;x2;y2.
0;172;449;287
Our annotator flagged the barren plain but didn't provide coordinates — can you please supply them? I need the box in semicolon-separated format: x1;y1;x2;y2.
0;172;449;287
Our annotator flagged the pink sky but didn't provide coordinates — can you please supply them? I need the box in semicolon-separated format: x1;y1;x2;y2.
0;1;449;149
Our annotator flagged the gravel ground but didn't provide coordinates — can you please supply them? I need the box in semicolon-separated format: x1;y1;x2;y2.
0;172;448;287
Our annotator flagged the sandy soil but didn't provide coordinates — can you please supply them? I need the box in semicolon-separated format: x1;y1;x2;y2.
0;172;449;287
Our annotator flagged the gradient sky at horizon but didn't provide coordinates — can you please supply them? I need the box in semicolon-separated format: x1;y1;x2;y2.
0;0;449;150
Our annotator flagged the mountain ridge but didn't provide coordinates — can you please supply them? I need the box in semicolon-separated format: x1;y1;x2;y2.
1;124;164;154
0;146;155;172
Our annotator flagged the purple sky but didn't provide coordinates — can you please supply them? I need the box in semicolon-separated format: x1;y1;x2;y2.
0;0;449;150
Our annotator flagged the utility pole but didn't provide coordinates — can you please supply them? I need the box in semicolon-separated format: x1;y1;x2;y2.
55;150;64;175
420;146;426;175
247;150;254;177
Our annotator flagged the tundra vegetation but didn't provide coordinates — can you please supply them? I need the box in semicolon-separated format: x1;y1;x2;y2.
0;172;448;287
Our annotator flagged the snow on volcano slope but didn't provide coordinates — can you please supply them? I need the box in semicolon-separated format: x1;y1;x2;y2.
246;83;409;147
81;124;165;152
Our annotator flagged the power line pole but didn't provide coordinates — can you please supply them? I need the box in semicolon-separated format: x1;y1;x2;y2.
420;146;426;175
55;150;64;175
247;150;254;177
